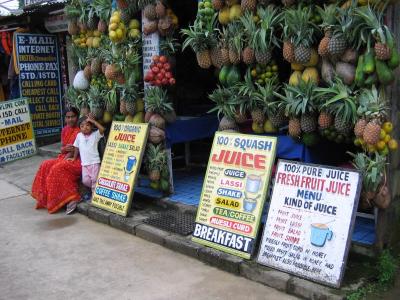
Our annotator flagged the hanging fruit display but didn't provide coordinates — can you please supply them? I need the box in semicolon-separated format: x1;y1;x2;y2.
251;61;279;86
144;55;176;86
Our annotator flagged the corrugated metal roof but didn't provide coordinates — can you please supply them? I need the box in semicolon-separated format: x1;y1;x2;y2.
0;0;20;16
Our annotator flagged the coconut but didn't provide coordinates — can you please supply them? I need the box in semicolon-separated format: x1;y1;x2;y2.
149;126;165;144
341;49;358;64
145;111;154;123
335;62;355;85
149;114;166;129
163;110;177;123
73;71;89;90
321;59;334;83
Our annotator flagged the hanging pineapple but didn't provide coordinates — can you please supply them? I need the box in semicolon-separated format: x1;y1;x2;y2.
226;21;244;65
252;6;282;66
208;86;239;132
317;4;338;58
145;143;167;183
87;86;105;120
274;80;319;141
316;78;358;140
282;6;319;65
240;11;256;65
182;18;215;69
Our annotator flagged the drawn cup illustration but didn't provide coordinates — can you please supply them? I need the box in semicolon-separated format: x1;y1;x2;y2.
245;174;262;194
124;155;137;181
310;223;333;247
243;193;260;213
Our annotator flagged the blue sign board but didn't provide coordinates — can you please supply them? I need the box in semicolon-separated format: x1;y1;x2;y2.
15;33;63;137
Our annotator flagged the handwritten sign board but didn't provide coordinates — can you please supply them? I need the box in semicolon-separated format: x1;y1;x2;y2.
91;122;149;216
142;11;159;89
0;98;36;164
257;160;361;288
15;33;63;137
192;132;277;259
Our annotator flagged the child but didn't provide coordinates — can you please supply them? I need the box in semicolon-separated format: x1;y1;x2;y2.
66;115;105;214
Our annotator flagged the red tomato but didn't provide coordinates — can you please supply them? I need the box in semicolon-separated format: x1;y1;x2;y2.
165;72;172;79
151;67;160;74
155;79;162;86
161;78;168;85
160;68;166;74
169;78;176;85
156;72;164;80
147;71;155;78
159;56;168;63
152;55;160;63
164;63;171;71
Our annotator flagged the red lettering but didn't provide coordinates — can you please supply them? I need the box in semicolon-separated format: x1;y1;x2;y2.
254;154;266;169
211;150;266;170
242;153;253;168
114;133;136;142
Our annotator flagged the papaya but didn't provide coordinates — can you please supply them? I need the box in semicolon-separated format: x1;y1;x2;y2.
363;50;375;74
219;65;230;86
354;55;365;87
160;179;169;192
113;114;125;121
388;45;400;69
375;58;394;85
364;73;377;87
387;33;400;69
226;65;241;86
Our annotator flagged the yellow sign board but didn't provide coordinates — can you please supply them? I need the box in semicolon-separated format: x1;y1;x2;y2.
0;98;36;164
91;122;149;216
192;132;277;259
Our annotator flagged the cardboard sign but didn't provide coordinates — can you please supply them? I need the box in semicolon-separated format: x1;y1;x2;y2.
257;160;361;288
15;33;63;137
0;98;36;164
192;132;277;259
142;11;159;89
91;122;149;216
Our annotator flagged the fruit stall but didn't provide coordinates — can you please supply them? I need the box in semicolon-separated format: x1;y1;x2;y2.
5;0;397;250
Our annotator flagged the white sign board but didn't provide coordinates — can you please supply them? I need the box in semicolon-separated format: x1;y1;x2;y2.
257;160;361;288
0;98;36;164
141;11;159;89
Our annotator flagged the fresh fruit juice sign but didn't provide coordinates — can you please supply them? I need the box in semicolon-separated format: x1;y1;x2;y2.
91;122;149;216
15;33;62;137
193;132;277;259
257;160;361;288
0;98;36;164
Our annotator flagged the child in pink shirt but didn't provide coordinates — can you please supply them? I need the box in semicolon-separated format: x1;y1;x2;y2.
67;115;105;214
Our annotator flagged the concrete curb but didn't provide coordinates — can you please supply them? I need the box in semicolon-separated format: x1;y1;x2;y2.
77;202;347;300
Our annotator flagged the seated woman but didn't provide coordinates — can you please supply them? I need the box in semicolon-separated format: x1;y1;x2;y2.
31;107;82;213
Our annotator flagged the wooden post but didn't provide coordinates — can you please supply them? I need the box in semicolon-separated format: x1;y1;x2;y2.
375;4;400;251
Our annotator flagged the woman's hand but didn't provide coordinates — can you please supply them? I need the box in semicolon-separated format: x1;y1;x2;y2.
64;144;75;152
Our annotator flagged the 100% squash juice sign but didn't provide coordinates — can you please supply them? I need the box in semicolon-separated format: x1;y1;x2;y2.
193;132;277;259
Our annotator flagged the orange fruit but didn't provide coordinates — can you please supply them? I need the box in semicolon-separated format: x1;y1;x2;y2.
382;122;393;134
367;144;377;153
388;139;398;151
380;129;386;140
376;140;386;151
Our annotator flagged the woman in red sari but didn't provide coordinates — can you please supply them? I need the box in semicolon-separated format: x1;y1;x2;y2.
32;107;82;213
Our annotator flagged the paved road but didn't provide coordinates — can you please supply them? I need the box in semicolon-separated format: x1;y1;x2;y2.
0;156;298;300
